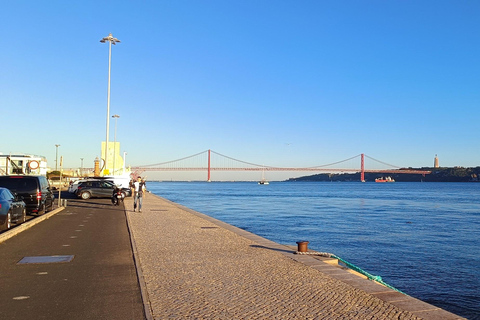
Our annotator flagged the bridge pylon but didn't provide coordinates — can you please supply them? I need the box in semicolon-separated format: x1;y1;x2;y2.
361;153;365;182
207;149;211;182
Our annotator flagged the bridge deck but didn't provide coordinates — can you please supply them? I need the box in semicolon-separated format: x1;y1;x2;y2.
125;194;460;319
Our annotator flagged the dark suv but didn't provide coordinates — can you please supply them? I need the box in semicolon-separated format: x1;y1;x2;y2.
0;175;54;215
75;180;131;199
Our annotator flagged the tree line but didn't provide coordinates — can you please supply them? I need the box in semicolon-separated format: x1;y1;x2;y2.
287;167;480;182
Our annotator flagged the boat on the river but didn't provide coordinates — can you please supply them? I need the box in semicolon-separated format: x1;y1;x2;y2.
375;176;395;183
258;168;269;185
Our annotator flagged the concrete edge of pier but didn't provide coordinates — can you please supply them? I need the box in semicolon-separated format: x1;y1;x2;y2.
125;203;155;320
127;193;465;320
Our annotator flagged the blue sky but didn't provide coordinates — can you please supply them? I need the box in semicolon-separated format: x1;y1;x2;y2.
1;1;479;180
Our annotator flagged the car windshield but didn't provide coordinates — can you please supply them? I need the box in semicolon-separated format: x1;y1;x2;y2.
0;189;14;200
100;181;113;188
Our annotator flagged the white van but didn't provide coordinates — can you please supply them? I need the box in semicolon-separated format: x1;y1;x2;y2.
104;176;131;189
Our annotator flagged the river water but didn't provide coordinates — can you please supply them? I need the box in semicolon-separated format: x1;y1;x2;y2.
148;181;479;319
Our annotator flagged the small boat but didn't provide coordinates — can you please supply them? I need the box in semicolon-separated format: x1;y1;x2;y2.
258;168;269;185
375;176;395;183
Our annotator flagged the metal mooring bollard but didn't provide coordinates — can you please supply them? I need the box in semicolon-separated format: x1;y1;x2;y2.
296;241;309;253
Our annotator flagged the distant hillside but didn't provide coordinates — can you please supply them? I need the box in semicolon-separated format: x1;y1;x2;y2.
287;167;480;182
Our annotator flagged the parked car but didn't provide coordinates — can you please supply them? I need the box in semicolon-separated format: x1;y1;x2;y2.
68;178;91;193
75;180;131;200
48;176;68;189
0;175;54;215
0;187;27;231
69;177;131;193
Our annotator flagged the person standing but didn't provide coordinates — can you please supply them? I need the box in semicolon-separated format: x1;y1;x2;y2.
132;177;146;212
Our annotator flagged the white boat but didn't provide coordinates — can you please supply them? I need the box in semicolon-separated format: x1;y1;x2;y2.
258;168;269;185
375;176;395;183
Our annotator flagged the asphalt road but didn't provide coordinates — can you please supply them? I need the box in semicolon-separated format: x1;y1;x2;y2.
0;194;145;319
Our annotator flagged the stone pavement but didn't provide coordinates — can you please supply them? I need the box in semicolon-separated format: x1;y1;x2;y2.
124;193;464;320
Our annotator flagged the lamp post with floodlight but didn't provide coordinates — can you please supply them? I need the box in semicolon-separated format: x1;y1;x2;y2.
100;33;121;175
123;151;127;174
55;144;60;171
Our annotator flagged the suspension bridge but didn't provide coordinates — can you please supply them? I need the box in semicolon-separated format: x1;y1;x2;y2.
131;150;431;181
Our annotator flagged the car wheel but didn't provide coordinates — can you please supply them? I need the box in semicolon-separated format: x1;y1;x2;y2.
21;208;26;223
0;212;12;231
81;192;91;200
38;204;46;216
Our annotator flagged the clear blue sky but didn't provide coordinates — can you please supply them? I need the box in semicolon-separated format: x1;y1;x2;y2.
1;1;479;180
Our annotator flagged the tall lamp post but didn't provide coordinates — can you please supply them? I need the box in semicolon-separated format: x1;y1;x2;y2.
100;33;121;176
55;144;60;171
112;114;120;175
80;158;84;176
123;151;127;174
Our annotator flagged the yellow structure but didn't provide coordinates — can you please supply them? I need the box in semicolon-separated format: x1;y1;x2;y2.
101;141;125;176
94;157;100;177
434;154;439;168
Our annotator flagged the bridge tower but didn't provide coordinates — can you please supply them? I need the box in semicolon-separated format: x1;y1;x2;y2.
361;153;365;182
207;149;211;182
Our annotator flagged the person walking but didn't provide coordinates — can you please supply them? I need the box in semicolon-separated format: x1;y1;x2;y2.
132;177;146;212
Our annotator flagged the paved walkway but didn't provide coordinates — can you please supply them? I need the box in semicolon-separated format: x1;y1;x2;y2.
125;194;464;320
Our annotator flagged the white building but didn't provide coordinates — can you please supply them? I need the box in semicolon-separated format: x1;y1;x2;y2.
0;154;48;176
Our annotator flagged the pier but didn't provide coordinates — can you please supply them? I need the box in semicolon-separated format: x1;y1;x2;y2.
126;194;463;319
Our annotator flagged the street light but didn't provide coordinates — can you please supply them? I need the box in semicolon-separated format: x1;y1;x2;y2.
55;144;60;171
112;114;120;175
100;33;121;176
80;158;84;176
123;151;127;174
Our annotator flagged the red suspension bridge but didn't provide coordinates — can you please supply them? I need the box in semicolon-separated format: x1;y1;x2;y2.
131;150;431;181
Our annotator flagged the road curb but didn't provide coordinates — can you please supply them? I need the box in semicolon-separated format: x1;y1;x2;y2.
124;202;154;320
0;206;65;244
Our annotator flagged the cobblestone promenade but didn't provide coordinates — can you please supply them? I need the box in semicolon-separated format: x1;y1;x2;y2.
124;194;464;320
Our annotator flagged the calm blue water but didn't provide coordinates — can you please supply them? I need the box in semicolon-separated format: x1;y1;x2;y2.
148;181;479;319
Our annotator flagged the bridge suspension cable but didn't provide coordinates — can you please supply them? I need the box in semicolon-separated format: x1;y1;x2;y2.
138;150;208;167
364;155;402;169
210;150;277;168
210;151;362;170
306;154;361;169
